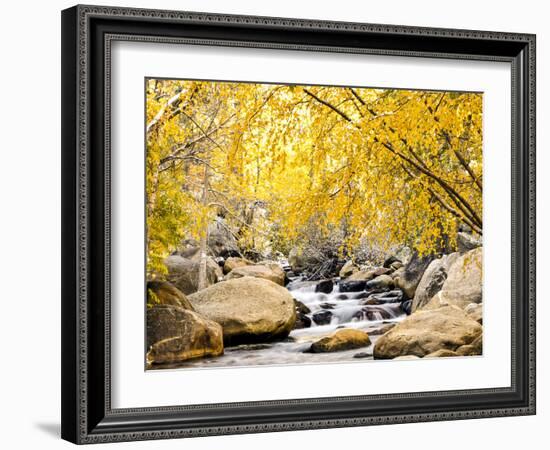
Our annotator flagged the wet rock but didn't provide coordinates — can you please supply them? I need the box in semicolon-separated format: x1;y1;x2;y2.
188;276;296;345
312;310;333;325
336;294;349;300
320;302;336;310
307;329;371;353
315;279;334;294
339;280;368;292
401;299;412;315
146;280;195;310
353;306;396;321
353;352;372;359
366;274;394;290
361;289;404;305
294;299;311;315
146;305;223;364
294;313;312;329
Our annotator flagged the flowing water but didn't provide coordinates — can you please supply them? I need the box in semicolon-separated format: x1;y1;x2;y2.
157;276;406;370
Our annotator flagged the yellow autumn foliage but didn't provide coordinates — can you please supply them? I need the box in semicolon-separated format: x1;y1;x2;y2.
146;79;482;275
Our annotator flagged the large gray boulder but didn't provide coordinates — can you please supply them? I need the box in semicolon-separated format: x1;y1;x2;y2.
394;252;436;299
425;247;482;310
412;253;460;312
188;277;296;345
225;263;285;286
373;305;482;359
146;305;223;364
165;255;222;295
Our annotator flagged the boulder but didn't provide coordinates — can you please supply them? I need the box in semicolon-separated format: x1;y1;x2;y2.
366;274;394;290
294;313;312;329
373;305;482;359
412;252;460;312
339;279;369;292
207;218;240;257
393;252;436;299
146;280;195;310
339;260;358;278
294;299;311;315
425;247;482;310
165;255;223;295
360;290;404;305
315;279;334;294
312;310;333;325
348;267;391;281
146;305;223;364
307;329;371;353
457;231;482;254
188;277;296;345
223;256;253;274
225;263;285;286
383;255;401;268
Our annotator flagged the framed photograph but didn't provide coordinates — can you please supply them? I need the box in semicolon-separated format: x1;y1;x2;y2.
61;4;536;444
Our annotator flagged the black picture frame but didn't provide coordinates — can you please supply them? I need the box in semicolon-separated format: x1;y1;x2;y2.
61;4;536;444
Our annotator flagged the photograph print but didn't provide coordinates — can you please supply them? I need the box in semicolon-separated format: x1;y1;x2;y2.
145;78;483;370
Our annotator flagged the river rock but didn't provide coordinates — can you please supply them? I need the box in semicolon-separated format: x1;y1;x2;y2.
146;280;195;310
366;274;394;290
294;313;312;329
225;263;285;286
307;329;371;353
315;279;334;293
425;247;482;310
223;256;253;274
412;252;460;312
339;260;358;278
165;255;223;295
373;305;482;359
361;289;404;305
312;310;333;325
348;267;391;281
294;299;311;315
146;305;223;364
188;276;295;345
401;299;412;315
339;279;368;292
393;252;436;299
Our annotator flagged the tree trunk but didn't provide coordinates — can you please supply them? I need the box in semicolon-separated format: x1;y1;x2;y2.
197;163;210;291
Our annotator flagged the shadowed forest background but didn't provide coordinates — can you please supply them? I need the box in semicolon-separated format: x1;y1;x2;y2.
145;79;483;369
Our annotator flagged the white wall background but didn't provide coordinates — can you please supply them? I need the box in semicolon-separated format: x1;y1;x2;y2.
0;0;545;448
